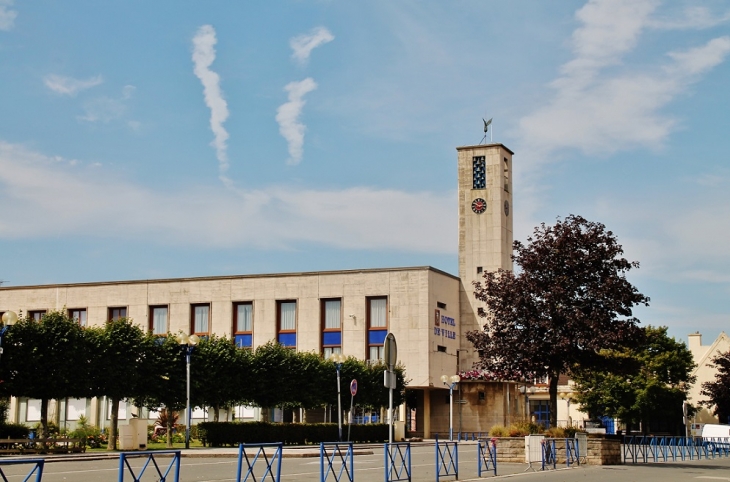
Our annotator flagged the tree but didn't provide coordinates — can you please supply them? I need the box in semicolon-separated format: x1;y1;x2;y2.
466;215;649;427
701;349;730;424
572;326;695;433
0;311;92;437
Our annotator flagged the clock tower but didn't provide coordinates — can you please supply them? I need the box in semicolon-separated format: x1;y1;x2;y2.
457;143;514;369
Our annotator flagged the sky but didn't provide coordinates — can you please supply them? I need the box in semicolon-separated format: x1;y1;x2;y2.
0;0;729;344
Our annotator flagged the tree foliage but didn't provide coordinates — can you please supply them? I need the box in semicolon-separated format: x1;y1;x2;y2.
701;348;730;424
572;326;695;433
466;215;649;427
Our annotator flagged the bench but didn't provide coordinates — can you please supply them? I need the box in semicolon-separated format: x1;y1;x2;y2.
0;438;86;455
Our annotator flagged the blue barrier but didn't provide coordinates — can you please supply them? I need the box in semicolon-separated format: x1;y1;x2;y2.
477;439;497;477
385;442;411;482
541;439;556;471
622;437;730;464
435;437;458;482
0;458;44;482
320;442;353;482
565;438;579;467
118;450;180;482
236;443;283;482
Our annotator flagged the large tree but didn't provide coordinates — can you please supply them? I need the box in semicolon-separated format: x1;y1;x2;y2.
572;326;695;434
466;215;649;427
701;349;730;424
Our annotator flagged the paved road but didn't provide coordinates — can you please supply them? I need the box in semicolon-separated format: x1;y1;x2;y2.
0;444;729;481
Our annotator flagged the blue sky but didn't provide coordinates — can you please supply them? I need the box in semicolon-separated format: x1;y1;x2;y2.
1;0;729;344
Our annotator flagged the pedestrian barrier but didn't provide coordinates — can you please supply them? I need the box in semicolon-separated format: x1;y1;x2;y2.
118;450;180;482
435;436;458;482
0;458;44;482
575;433;588;465
565;438;580;467
320;442;353;482
236;443;283;482
541;439;556;470
457;432;487;441
384;442;411;482
477;439;497;477
621;437;730;464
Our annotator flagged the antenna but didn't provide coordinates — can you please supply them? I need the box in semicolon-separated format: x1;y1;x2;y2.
480;118;493;144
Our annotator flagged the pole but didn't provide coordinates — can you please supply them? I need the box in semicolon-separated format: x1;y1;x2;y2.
388;374;393;444
348;393;354;442
336;365;342;442
449;384;454;441
186;350;191;450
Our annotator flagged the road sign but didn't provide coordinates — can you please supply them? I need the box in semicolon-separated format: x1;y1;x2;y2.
350;379;358;397
384;333;397;369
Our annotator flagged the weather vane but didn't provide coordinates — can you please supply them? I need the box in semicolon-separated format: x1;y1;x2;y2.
480;118;493;144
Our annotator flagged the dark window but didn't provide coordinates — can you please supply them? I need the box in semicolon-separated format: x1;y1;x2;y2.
476;267;483;274
437;345;447;352
108;307;127;321
68;308;87;327
504;157;510;192
233;302;253;348
149;306;168;335
321;298;342;358
29;310;47;321
367;296;388;362
473;156;486;189
479;391;486;401
190;304;210;336
277;300;297;348
437;302;447;309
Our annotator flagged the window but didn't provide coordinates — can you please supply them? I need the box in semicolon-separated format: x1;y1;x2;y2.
437;345;447;353
473;156;486;189
69;308;87;327
367;297;387;362
108;307;127;321
436;302;447;309
191;304;210;335
29;310;46;321
476;266;483;274
149;306;168;335
233;302;253;348
504;157;510;192
321;299;342;358
277;301;296;348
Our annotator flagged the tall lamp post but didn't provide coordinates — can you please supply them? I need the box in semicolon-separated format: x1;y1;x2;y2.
176;333;199;449
440;374;460;441
329;352;346;441
0;311;17;361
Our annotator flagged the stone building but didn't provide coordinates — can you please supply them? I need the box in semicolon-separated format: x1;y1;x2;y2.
688;331;730;424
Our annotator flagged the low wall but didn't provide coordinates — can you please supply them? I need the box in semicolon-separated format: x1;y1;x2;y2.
490;437;621;465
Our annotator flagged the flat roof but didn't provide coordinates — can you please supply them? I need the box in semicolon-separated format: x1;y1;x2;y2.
0;265;460;290
456;143;514;155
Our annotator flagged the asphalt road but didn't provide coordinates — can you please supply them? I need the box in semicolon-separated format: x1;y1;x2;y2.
0;444;729;482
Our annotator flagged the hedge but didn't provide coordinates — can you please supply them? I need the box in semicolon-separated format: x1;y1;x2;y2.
198;422;389;447
0;422;30;439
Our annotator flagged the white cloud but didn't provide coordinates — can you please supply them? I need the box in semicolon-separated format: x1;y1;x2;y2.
290;27;334;65
518;0;730;162
0;0;16;31
276;78;317;165
191;24;230;185
44;74;103;96
649;5;730;30
78;85;135;123
0;141;454;253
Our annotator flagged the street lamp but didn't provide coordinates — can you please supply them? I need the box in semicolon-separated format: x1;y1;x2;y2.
329;352;346;441
440;374;460;441
176;333;199;449
0;311;18;361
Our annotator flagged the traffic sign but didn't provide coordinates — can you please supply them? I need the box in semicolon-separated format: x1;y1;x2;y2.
384;333;397;369
350;379;358;397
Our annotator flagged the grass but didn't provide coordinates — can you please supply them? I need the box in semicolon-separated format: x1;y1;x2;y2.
86;440;206;452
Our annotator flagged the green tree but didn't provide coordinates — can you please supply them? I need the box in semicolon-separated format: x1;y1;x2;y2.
467;215;650;427
0;311;92;437
700;349;730;424
572;326;696;433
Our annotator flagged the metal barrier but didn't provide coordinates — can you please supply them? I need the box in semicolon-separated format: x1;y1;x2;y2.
0;459;45;482
236;443;283;482
118;450;180;482
621;437;730;464
435;437;458;482
385;442;411;482
477;439;497;477
541;439;556;471
457;432;487;441
565;438;580;467
320;442;354;482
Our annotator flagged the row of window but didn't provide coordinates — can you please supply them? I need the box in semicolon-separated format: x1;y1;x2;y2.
8;296;390;361
471;155;510;192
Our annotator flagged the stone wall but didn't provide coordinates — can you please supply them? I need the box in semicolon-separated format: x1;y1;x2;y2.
586;438;621;465
489;437;622;465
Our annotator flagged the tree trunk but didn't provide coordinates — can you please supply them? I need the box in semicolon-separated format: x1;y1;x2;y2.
549;373;559;429
213;404;220;422
166;407;173;448
108;398;119;450
40;398;49;438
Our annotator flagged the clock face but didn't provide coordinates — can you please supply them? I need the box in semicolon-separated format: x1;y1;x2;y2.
471;198;487;214
504;200;510;216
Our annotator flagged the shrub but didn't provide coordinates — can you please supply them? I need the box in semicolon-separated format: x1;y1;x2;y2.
198;422;389;447
0;422;30;438
544;426;566;438
511;420;541;435
69;415;106;447
489;425;509;437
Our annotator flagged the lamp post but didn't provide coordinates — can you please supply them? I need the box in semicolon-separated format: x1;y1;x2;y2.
329;352;346;441
440;374;460;441
176;333;199;449
0;311;17;361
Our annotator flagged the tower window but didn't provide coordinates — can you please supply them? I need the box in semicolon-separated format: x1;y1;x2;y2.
437;302;447;309
477;267;483;274
473;156;486;189
504;157;510;192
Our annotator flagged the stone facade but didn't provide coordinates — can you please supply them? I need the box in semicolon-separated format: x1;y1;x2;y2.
688;332;730;424
490;437;621;465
